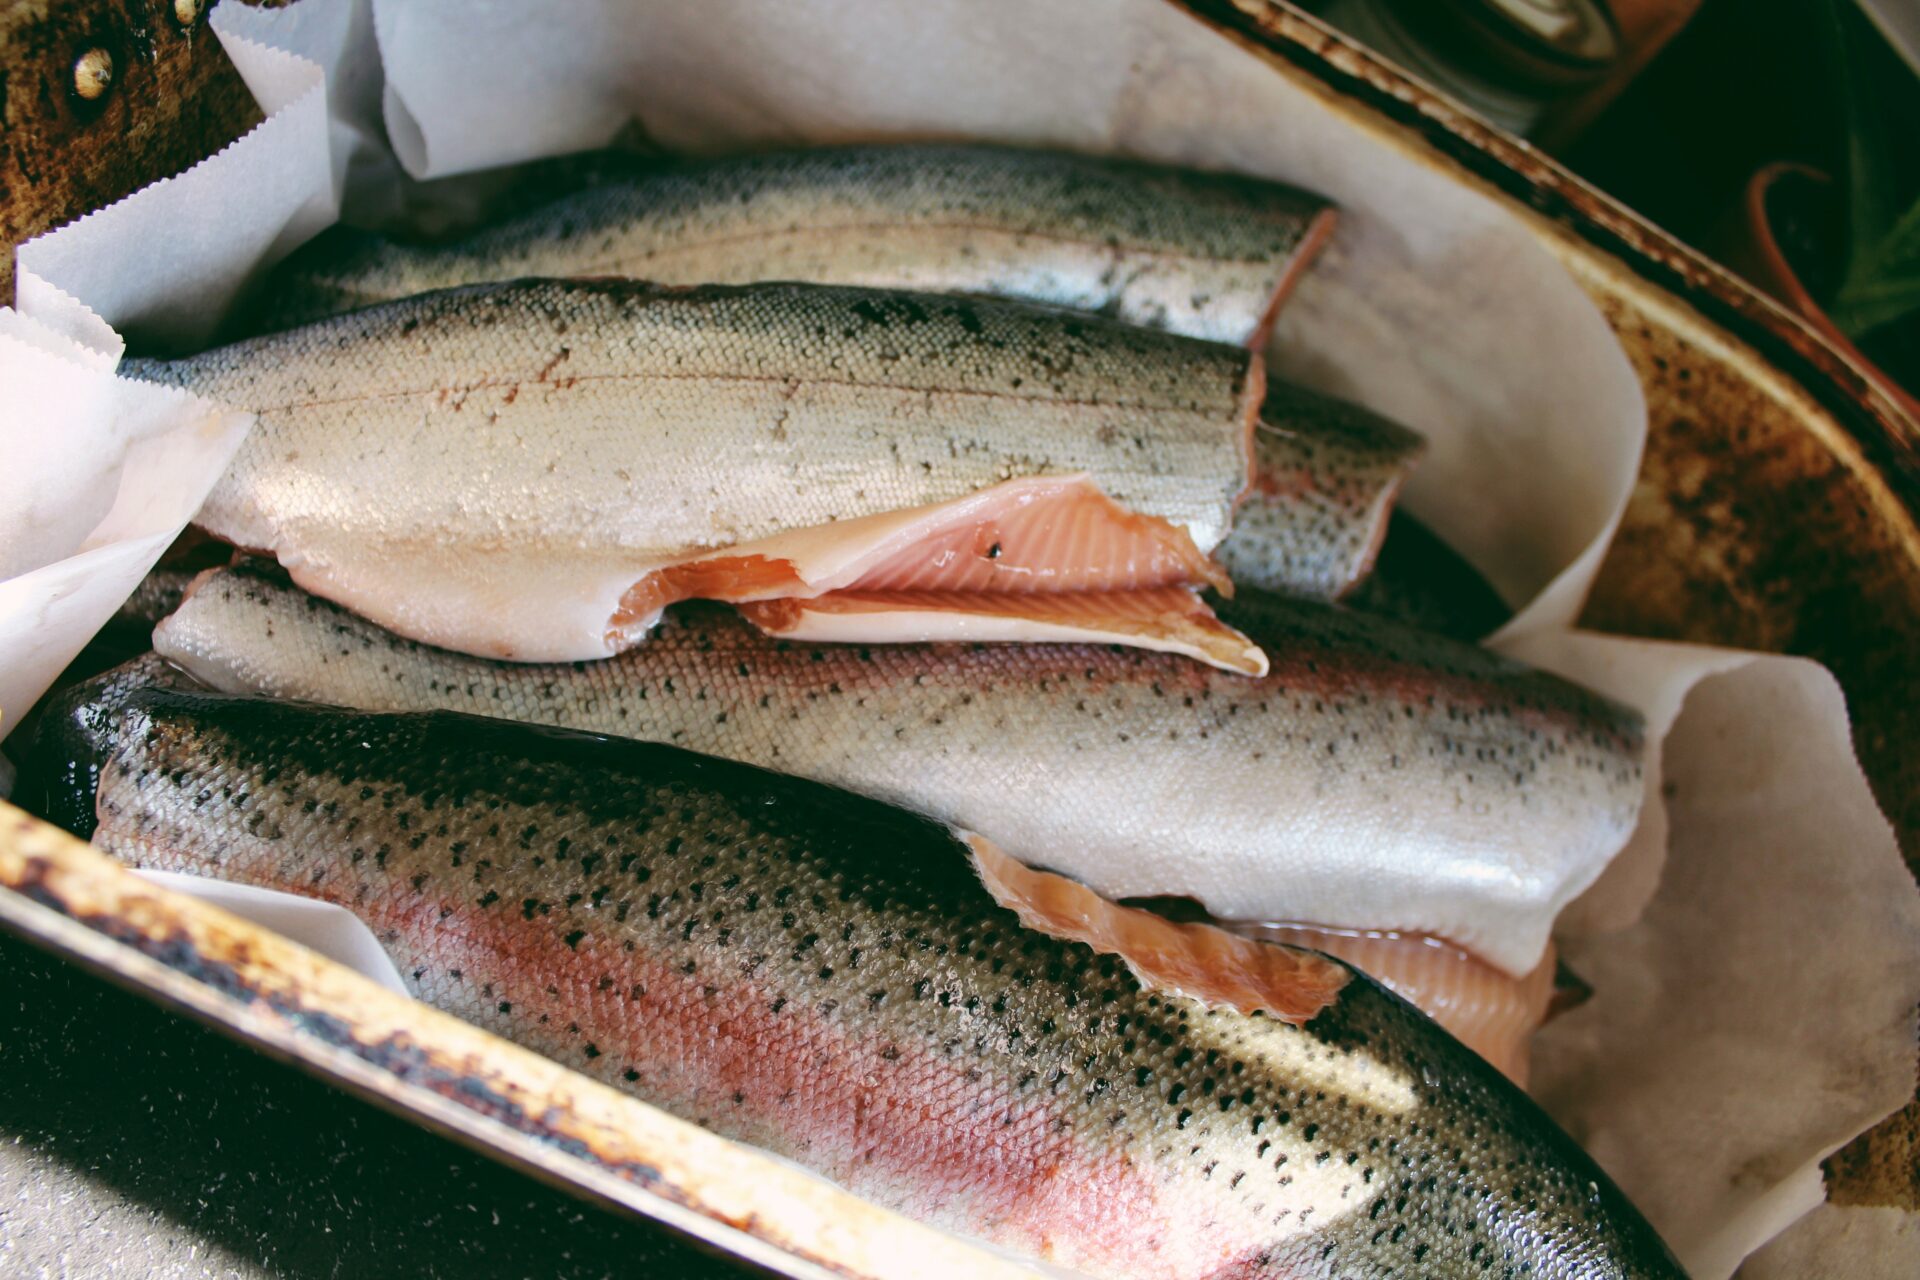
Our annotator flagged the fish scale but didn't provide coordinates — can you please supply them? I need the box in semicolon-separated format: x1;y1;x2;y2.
249;143;1335;347
128;279;1268;670
29;684;1682;1279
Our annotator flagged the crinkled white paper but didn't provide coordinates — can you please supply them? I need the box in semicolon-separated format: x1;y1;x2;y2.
0;313;251;738
135;869;411;996
1744;1204;1920;1279
4;2;1916;1276
0;0;361;739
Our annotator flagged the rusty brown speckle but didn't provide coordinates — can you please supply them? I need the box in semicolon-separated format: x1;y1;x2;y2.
0;801;1053;1280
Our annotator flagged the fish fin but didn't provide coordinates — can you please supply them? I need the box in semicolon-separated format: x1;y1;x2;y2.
740;588;1268;676
964;835;1348;1024
1220;386;1427;599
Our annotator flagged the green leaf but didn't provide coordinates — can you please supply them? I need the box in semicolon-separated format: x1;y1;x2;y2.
1826;0;1920;338
1824;1;1896;256
1833;195;1920;338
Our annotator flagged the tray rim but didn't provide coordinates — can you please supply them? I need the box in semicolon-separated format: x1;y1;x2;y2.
4;1;1917;1273
0;799;1047;1280
1192;0;1920;523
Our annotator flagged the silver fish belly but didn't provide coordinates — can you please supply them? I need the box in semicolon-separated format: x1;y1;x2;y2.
129;279;1271;672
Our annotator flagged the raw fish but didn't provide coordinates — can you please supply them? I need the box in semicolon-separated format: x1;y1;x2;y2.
26;680;1682;1279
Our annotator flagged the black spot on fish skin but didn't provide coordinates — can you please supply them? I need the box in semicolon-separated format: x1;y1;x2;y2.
65;688;1674;1279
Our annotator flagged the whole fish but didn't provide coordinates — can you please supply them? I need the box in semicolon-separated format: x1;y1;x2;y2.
253;144;1336;348
163;557;1557;1080
130;278;1272;674
28;681;1683;1279
154;563;1644;985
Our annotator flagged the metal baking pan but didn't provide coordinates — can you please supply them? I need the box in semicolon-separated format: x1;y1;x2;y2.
2;0;1914;1271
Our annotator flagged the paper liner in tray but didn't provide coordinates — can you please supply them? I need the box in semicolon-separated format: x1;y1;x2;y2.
1;2;1915;1276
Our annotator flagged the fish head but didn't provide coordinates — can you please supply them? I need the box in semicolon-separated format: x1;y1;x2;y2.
17;654;191;839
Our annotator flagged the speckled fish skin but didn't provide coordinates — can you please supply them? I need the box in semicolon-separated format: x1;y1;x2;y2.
126;278;1264;666
1219;385;1426;600
33;684;1683;1280
1344;512;1512;642
154;564;1646;977
252;144;1336;347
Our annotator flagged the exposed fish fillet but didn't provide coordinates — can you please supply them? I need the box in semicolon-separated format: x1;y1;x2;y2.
820;476;1232;596
740;588;1266;676
980;866;1553;1083
131;279;1266;667
971;839;1349;1024
251;144;1337;349
1219;920;1555;1085
605;474;1255;669
27;678;1685;1279
154;564;1645;976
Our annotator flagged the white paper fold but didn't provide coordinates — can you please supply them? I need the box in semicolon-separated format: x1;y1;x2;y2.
14;7;338;353
0;0;353;736
1510;634;1920;1277
0;310;251;735
3;2;1914;1276
136;869;411;996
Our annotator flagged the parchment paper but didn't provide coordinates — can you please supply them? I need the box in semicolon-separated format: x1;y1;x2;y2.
135;869;411;996
1744;1204;1920;1279
0;0;356;736
3;2;1915;1276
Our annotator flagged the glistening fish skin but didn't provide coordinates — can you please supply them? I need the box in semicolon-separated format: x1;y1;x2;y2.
252;144;1335;347
129;279;1264;667
154;563;1645;976
33;685;1683;1280
1343;512;1512;642
1218;385;1425;599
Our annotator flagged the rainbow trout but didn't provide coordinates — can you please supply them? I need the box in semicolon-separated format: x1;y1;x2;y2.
240;144;1416;605
130;278;1273;673
253;144;1335;348
154;563;1644;981
27;679;1681;1279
